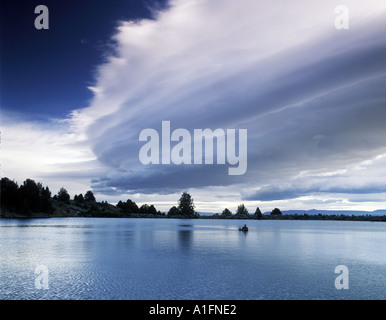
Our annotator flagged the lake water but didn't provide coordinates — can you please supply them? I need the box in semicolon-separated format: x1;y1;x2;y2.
1;218;385;300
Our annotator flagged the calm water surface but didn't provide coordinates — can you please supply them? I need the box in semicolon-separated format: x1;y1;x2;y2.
1;218;385;300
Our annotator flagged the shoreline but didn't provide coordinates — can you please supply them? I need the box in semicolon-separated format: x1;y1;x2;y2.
2;211;386;222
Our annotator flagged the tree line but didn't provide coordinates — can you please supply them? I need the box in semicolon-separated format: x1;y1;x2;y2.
0;177;164;218
213;204;282;219
2;177;386;221
0;177;198;219
0;177;199;218
0;177;281;219
1;177;53;215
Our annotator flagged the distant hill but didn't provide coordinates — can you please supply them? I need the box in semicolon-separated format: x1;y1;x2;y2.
276;209;386;216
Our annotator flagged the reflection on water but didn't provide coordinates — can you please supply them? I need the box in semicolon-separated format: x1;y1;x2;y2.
1;218;386;300
178;224;193;250
178;230;193;250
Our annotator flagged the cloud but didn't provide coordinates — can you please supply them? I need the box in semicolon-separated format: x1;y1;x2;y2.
0;112;108;195
76;0;386;202
246;154;386;201
3;0;386;211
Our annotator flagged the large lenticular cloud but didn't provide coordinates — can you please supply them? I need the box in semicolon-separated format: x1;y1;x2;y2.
70;0;386;205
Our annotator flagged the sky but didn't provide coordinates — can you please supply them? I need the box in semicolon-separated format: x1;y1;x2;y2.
1;0;386;213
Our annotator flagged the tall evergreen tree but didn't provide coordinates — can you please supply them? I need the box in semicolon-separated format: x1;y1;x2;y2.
221;208;232;217
1;177;20;209
20;179;40;212
148;204;158;215
74;193;84;205
254;207;263;219
178;192;195;218
117;199;139;214
236;204;249;217
271;208;282;216
39;185;53;213
168;206;180;217
84;190;96;202
139;204;150;214
57;187;70;204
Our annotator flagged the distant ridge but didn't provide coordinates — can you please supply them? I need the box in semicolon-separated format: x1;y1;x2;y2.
276;209;386;216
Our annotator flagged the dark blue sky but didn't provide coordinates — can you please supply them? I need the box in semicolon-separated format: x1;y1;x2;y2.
0;0;168;119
